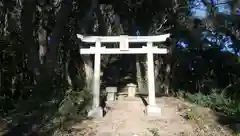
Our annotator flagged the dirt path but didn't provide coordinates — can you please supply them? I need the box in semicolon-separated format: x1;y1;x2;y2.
61;96;231;136
94;97;195;136
96;98;150;136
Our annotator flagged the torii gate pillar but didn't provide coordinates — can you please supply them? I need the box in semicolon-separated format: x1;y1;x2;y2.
145;42;161;116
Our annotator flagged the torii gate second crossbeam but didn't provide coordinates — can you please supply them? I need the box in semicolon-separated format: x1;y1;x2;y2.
77;34;170;118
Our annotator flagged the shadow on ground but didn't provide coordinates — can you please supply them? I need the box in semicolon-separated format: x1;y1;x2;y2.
138;95;148;107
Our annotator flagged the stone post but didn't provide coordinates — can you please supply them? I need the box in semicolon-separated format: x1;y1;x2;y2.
127;83;137;97
106;87;117;101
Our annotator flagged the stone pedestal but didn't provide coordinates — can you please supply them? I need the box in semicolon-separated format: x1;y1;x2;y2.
127;83;137;97
145;105;161;117
106;87;117;101
88;107;103;119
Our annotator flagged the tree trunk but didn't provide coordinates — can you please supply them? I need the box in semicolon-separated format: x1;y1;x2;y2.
45;0;73;74
163;40;176;95
38;25;47;65
66;57;72;86
3;8;8;36
136;56;146;94
164;63;171;95
21;0;40;77
78;0;99;92
83;56;94;91
154;56;162;94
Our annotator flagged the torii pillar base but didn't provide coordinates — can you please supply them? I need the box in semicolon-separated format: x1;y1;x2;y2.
145;105;161;117
88;107;103;119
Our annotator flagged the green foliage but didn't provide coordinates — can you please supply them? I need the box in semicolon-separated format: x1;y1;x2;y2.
185;107;197;121
185;106;208;130
58;88;92;116
177;90;240;117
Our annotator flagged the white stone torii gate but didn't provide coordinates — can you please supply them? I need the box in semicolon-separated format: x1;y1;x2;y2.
77;34;170;118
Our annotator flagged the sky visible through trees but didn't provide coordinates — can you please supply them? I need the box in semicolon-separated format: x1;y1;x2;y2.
177;0;239;55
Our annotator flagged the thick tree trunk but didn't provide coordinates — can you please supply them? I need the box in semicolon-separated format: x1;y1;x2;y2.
21;0;74;95
77;0;99;92
45;0;73;74
21;0;40;77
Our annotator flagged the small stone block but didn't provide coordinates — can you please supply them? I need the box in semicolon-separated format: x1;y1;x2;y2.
88;107;103;119
107;92;115;101
128;89;135;97
127;83;137;97
106;87;117;93
145;105;161;117
106;87;117;101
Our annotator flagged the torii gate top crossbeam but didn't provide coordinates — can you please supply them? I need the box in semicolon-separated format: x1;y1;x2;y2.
76;34;170;43
77;34;170;54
